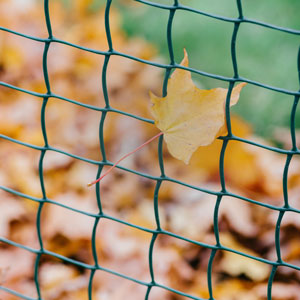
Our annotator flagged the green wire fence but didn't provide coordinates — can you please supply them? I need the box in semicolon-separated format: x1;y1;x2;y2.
0;0;300;299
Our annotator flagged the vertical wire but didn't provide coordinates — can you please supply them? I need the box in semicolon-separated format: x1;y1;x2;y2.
34;1;53;298
267;33;300;300
267;208;284;299
213;195;222;247
271;155;293;278
290;96;299;151
236;0;244;19
102;54;111;109
89;1;114;299
290;47;300;151
207;1;243;297
207;194;222;299
44;0;53;39
153;180;162;231
219;139;228;193
207;249;217;300
88;268;96;300
274;211;285;263
267;265;277;300
224;82;235;137
231;23;240;80
207;139;227;300
282;154;292;209
147;233;158;284
1;0;299;299
104;0;113;52
226;0;242;135
145;2;177;299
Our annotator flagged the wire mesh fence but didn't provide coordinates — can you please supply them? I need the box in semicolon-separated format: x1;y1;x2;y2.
0;0;300;299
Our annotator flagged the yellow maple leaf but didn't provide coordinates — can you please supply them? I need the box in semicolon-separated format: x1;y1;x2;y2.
150;50;246;164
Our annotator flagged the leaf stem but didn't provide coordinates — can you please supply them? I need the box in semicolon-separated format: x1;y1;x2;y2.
87;131;163;187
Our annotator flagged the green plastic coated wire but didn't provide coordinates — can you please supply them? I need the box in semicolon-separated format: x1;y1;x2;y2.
0;0;300;299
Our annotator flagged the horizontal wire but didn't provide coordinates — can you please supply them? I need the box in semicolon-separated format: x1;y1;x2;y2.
0;237;40;254
1;1;300;296
2;215;300;278
1;61;299;97
134;0;300;35
0;134;45;150
219;135;299;155
0;26;49;42
0;82;154;124
0;48;299;97
156;283;207;300
1;132;298;176
97;266;150;287
4;231;300;276
3;183;300;229
0;286;37;300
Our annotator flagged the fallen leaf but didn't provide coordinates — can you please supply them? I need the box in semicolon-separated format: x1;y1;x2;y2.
255;282;300;300
150;50;246;164
40;263;88;300
97;219;152;281
220;233;270;281
0;247;35;285
166;185;257;240
213;279;259;300
43;193;97;240
93;271;149;300
0;191;26;238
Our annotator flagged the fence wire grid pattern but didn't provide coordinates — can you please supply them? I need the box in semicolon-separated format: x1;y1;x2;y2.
1;0;300;299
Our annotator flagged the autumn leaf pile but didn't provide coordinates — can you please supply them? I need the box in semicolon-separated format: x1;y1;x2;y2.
1;1;300;299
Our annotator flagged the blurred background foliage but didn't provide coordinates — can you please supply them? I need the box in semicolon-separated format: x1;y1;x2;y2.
86;0;300;141
1;1;300;299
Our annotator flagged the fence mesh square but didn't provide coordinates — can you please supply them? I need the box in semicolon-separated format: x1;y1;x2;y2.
0;0;300;299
